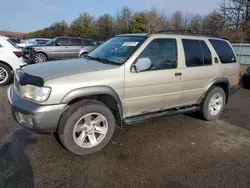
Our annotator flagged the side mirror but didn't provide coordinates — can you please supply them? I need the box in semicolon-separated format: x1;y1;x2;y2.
134;58;152;72
55;42;60;46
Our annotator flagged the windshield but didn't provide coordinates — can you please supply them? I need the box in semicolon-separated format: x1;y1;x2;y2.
87;36;146;65
27;39;36;45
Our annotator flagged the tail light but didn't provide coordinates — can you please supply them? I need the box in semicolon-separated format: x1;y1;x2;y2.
239;69;243;81
13;51;23;58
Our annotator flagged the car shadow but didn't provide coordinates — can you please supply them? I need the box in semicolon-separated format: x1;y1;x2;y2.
0;129;36;188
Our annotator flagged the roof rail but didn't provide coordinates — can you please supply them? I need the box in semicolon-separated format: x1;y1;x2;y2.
155;30;219;37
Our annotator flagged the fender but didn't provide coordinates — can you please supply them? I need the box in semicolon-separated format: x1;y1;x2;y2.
198;77;230;103
61;85;123;123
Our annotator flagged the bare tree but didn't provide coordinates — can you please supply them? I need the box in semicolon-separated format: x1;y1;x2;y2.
144;9;168;33
220;0;250;28
188;13;203;32
202;11;225;33
170;11;190;30
115;7;133;34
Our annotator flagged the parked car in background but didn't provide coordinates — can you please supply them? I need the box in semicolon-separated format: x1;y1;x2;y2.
17;38;50;48
94;41;103;47
242;66;250;88
9;38;21;45
23;36;95;63
8;32;240;155
0;35;26;86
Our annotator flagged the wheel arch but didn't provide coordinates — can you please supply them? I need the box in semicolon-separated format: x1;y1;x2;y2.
61;86;123;127
199;77;230;104
0;60;13;71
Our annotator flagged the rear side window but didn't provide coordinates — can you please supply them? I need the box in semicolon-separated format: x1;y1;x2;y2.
182;39;212;67
201;41;212;65
209;39;236;63
7;39;18;48
82;39;95;46
71;38;83;46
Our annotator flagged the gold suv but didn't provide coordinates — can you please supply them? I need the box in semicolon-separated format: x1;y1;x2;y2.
8;32;240;155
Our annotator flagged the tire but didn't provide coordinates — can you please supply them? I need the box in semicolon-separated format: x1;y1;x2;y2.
0;63;13;86
34;52;47;63
58;99;115;155
80;52;88;58
200;86;226;121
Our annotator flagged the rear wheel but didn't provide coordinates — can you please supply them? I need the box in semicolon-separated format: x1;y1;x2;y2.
34;52;47;63
200;87;226;121
58;99;115;155
80;52;88;58
0;63;12;86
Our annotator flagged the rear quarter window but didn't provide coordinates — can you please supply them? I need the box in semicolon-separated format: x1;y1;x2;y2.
209;39;236;63
7;39;18;48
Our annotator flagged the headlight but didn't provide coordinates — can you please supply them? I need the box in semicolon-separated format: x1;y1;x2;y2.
20;84;51;102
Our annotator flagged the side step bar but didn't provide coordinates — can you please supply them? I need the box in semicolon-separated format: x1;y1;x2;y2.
123;106;200;125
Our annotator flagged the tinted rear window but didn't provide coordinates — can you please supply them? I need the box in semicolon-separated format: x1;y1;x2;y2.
71;38;83;46
209;39;236;63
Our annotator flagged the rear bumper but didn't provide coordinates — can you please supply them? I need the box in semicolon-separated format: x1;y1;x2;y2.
228;84;241;97
242;74;250;86
7;85;66;134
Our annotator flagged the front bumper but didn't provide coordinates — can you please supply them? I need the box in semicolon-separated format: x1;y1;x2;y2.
228;84;241;97
7;85;66;133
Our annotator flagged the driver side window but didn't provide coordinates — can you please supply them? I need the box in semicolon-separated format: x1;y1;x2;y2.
138;38;178;71
55;38;70;46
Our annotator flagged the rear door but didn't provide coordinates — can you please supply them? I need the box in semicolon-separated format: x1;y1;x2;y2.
69;38;83;58
49;38;71;60
180;39;219;105
209;39;240;85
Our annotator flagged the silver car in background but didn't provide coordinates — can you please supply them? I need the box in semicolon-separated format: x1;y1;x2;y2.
23;36;96;63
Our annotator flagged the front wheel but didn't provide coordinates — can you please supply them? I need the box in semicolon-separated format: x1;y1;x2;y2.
58;99;115;155
200;87;226;121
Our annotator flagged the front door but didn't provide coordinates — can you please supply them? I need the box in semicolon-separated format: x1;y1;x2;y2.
48;38;71;60
124;38;182;117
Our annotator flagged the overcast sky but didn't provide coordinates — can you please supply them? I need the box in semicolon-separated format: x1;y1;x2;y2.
1;0;221;32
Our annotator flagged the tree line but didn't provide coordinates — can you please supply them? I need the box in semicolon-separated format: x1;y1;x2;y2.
27;0;250;42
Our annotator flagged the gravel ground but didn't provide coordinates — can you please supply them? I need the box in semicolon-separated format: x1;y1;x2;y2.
0;85;250;188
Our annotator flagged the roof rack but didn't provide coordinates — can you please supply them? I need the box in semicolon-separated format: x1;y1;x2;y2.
155;30;219;37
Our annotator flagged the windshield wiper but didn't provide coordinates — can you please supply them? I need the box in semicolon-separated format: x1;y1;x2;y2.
85;55;118;65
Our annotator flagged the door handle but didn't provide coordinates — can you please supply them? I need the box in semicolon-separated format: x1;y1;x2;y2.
175;72;182;77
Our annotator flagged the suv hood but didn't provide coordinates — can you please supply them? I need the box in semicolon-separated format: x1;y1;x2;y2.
22;58;119;81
